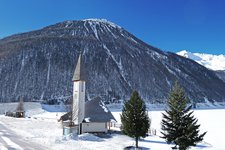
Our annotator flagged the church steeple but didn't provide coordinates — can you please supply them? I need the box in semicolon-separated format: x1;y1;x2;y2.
72;53;86;134
72;54;85;81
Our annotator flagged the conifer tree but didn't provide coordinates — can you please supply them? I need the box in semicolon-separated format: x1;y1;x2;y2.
161;82;206;150
121;90;150;148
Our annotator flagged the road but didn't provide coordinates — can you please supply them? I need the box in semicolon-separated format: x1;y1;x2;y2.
0;123;47;150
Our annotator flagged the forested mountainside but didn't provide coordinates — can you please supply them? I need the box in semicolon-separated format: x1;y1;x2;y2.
1;19;225;103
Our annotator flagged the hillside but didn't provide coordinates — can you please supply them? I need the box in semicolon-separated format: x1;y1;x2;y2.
0;19;225;103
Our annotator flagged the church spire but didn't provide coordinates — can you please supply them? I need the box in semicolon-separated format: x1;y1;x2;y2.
72;54;85;81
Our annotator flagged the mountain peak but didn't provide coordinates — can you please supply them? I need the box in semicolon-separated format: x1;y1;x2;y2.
2;19;125;43
82;19;121;29
177;50;225;71
176;50;189;56
55;19;122;30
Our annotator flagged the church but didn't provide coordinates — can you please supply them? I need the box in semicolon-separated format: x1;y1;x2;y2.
59;54;116;134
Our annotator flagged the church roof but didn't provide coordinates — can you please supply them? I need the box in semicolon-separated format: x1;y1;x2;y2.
84;97;116;123
58;97;116;123
72;54;85;81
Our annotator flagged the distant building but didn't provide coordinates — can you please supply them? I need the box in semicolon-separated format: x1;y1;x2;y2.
5;111;25;118
59;54;116;134
5;97;25;118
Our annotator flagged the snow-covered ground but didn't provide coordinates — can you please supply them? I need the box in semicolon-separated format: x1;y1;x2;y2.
0;102;225;149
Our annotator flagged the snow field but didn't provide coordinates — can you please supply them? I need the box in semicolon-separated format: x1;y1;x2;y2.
112;109;225;150
0;102;225;149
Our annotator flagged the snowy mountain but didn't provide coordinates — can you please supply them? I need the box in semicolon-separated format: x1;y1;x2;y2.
1;19;225;103
177;50;225;82
177;50;225;71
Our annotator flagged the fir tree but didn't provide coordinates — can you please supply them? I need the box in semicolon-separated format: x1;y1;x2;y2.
161;82;206;150
121;90;150;148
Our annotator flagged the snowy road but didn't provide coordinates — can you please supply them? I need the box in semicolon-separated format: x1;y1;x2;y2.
0;123;46;150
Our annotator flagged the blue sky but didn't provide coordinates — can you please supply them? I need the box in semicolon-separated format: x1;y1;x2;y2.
0;0;225;54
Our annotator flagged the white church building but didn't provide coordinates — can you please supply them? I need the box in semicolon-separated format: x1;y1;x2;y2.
59;54;116;134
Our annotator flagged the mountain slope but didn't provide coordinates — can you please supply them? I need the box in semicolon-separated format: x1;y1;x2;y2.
215;70;225;82
1;19;225;103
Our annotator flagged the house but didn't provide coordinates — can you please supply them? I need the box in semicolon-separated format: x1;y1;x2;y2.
5;110;25;118
5;97;25;118
59;54;116;134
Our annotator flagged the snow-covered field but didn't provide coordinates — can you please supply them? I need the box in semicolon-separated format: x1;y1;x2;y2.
0;102;224;150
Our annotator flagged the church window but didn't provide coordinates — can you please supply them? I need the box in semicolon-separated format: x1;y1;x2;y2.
81;82;84;92
74;83;78;92
74;93;78;100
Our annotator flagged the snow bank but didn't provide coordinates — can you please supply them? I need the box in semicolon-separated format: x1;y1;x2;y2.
78;133;103;141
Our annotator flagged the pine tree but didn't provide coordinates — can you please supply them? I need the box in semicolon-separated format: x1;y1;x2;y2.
121;90;150;148
161;82;206;150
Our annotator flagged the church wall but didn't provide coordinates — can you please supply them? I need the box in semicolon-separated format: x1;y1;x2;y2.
72;81;85;125
82;122;107;133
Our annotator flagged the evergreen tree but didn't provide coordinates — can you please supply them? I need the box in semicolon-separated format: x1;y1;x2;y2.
161;82;206;150
121;90;150;148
